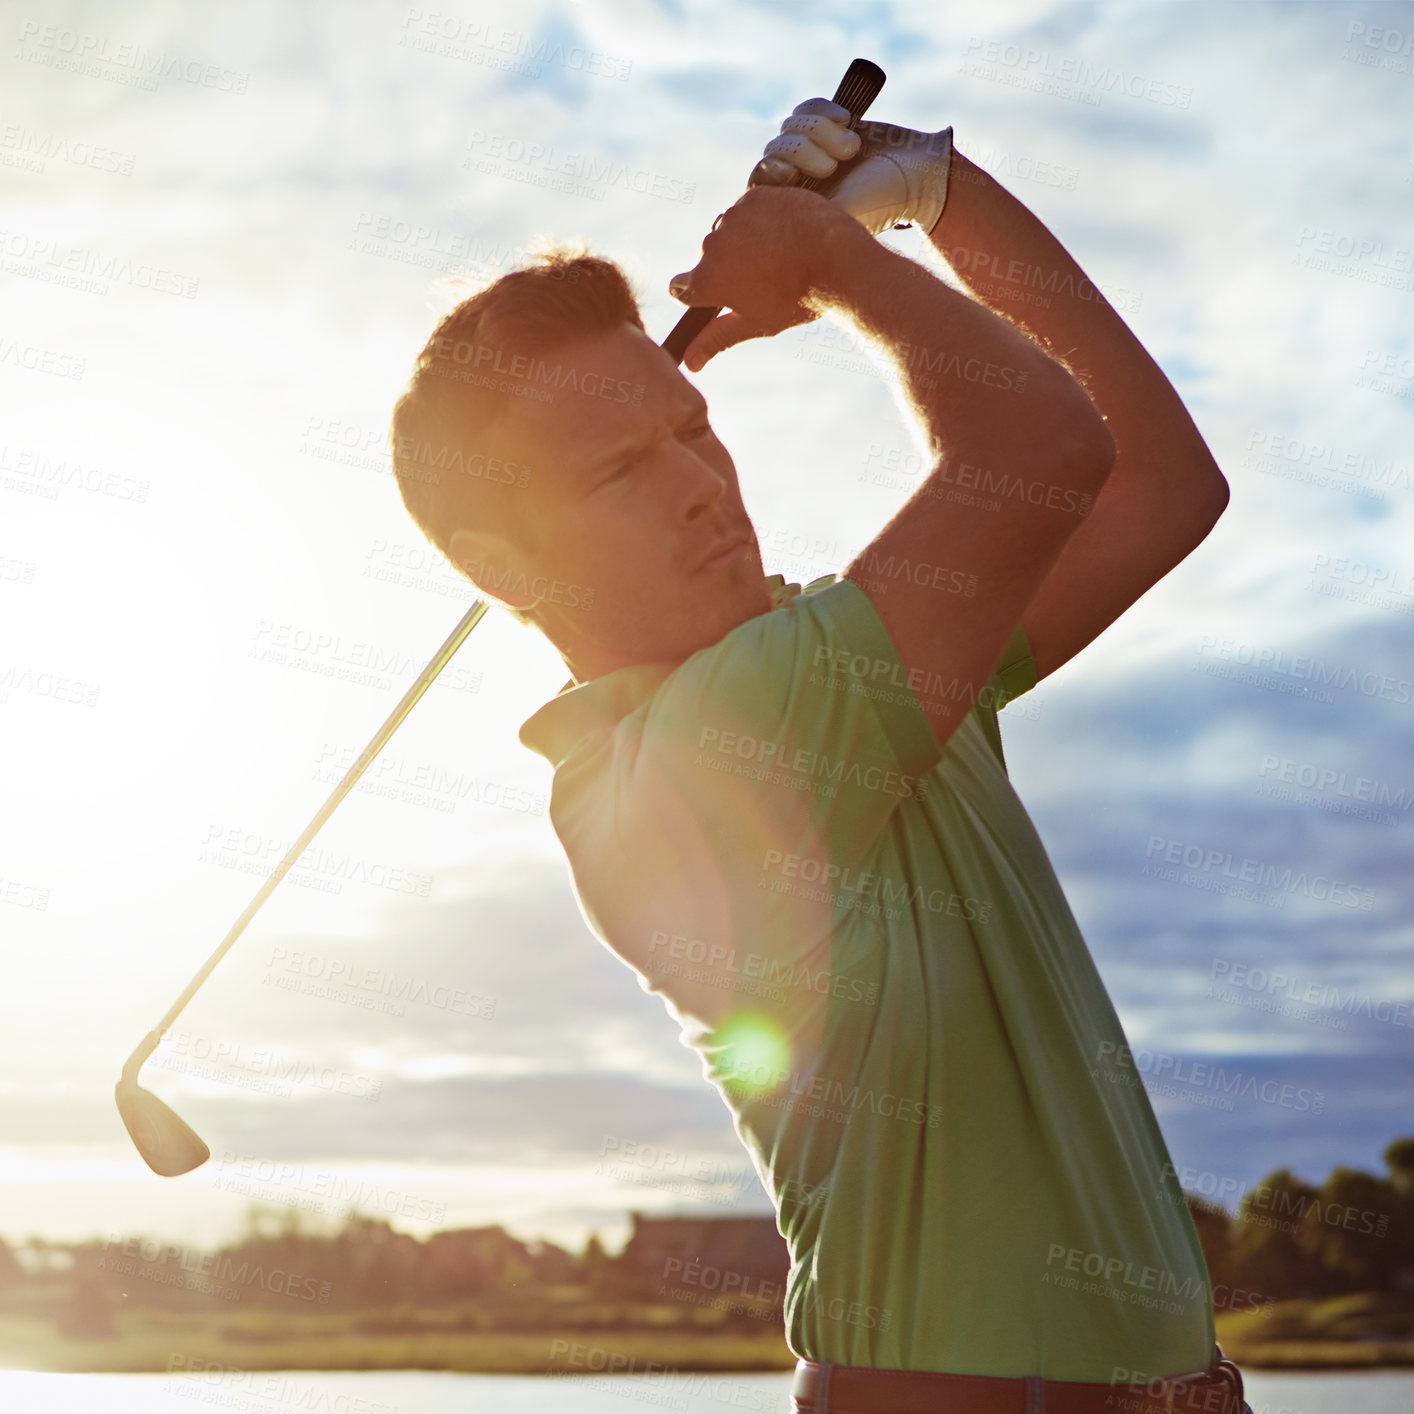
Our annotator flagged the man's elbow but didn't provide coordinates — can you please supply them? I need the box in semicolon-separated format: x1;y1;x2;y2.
1050;386;1118;493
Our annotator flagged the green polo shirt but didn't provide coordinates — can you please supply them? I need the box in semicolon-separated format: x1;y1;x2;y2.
520;573;1215;1382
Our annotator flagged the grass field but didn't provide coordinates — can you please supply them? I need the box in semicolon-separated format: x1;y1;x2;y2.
1216;1292;1414;1368
9;1292;1414;1373
0;1302;798;1375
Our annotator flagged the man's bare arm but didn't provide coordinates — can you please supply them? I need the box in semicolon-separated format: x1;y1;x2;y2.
667;184;1115;750
926;150;1229;683
809;219;1118;748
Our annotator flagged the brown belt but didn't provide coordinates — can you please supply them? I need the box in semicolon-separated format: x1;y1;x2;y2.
791;1354;1246;1414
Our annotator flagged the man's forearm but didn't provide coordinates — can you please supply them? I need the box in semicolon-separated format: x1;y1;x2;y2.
812;218;1113;480
928;149;1226;502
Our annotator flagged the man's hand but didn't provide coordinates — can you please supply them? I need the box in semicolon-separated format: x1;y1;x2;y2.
751;99;955;238
667;184;869;372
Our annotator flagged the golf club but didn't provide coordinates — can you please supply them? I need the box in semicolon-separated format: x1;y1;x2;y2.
118;56;886;1177
116;599;491;1175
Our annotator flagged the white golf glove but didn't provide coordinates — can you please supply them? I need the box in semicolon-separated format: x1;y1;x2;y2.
748;98;954;238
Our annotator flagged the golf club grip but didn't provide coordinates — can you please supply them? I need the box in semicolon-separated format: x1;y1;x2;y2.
661;57;886;367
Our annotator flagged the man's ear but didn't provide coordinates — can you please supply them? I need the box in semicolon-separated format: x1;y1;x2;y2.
448;527;536;611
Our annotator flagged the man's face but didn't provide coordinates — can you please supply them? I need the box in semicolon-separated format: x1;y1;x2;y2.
465;322;771;677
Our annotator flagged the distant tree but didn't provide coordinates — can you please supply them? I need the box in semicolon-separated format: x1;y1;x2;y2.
1185;1193;1236;1291
1381;1140;1414;1289
1384;1137;1414;1196
580;1232;613;1297
1302;1166;1400;1293
1231;1168;1324;1298
526;1239;578;1287
0;1237;23;1286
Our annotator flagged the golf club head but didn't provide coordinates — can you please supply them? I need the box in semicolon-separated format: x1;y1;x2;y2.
115;1079;211;1177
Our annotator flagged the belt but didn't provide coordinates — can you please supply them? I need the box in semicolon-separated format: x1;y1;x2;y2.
791;1354;1246;1414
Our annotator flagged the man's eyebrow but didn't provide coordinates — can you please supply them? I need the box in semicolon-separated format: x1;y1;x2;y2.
585;395;711;477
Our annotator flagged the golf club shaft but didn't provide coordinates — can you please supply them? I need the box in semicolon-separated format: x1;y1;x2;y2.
125;66;887;1080
661;57;886;366
123;597;492;1080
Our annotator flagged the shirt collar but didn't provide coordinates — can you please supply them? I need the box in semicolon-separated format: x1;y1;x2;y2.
518;572;825;769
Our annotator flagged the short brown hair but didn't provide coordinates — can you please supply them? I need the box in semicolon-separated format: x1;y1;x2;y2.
389;240;646;624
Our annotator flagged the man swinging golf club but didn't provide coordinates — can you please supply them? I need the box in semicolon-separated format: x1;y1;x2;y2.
389;95;1244;1414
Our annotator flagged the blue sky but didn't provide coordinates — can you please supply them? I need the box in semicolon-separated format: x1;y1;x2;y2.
1;0;1411;1254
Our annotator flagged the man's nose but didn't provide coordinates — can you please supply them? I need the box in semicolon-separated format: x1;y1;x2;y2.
678;448;729;523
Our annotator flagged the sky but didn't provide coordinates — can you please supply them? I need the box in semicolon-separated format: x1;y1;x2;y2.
1;0;1411;1257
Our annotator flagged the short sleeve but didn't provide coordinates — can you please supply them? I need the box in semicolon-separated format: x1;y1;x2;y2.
541;580;945;1024
973;621;1038;774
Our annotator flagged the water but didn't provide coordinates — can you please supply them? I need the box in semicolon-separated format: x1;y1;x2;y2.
0;1367;1409;1413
